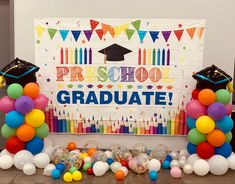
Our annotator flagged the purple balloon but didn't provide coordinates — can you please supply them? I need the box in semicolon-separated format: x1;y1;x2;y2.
0;96;15;113
186;99;207;119
15;96;34;114
33;94;49;110
208;102;226;120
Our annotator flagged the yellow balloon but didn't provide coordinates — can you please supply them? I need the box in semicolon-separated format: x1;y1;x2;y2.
72;171;82;181
25;109;45;127
63;172;73;182
196;115;215;134
80;152;88;159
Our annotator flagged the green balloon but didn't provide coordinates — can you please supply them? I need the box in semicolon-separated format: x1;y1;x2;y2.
69;166;78;174
35;123;49;138
188;128;206;145
225;131;232;143
215;89;231;104
7;83;23;99
1;124;16;139
83;162;91;172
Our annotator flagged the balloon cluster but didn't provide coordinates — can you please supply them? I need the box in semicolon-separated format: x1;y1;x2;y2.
186;88;233;160
0;82;49;155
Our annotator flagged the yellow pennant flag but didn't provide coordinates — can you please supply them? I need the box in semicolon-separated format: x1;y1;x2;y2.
114;24;129;37
197;27;204;39
35;25;45;37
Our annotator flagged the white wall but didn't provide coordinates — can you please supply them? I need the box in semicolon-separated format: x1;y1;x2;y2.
13;0;235;150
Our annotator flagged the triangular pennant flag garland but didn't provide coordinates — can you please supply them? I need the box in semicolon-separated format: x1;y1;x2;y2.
47;28;57;40
71;30;81;42
186;27;196;39
125;29;135;40
174;29;184;41
36;20;204;43
149;31;159;42
59;30;69;41
35;26;45;37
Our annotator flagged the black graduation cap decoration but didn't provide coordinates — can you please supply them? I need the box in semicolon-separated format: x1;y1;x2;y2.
192;65;233;92
98;43;132;62
0;58;40;87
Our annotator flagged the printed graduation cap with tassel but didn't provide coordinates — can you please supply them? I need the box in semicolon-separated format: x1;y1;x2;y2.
193;65;234;92
0;58;39;87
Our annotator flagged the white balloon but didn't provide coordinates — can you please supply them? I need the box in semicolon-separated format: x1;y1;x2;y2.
103;162;110;172
179;156;187;161
183;164;193;174
0;155;13;169
193;159;209;176
84;156;92;163
70;149;80;155
0;149;14;157
23;163;36;176
119;166;128;176
44;138;53;146
13;150;34;170
170;160;180;168
110;162;122;173
170;151;179;160
179;159;187;168
179;149;190;158
104;151;113;159
93;161;107;176
187;154;199;166
148;159;161;172
43;164;56;176
42;145;54;159
208;155;228;175
33;153;50;169
227;154;235;170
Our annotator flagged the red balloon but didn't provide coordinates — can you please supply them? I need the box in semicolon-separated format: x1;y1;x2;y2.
5;136;25;154
120;160;129;169
87;168;93;175
196;142;215;159
192;89;201;100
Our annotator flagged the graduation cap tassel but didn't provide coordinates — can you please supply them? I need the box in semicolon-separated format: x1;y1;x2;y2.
0;65;18;88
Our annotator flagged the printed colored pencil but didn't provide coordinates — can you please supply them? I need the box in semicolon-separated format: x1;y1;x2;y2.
75;48;78;64
147;49;151;65
157;49;161;65
65;48;68;64
167;49;170;65
143;49;146;65
138;48;141;65
89;48;92;65
79;48;83;64
70;48;73;64
162;49;165;65
84;48;87;64
60;48;64;64
152;49;156;65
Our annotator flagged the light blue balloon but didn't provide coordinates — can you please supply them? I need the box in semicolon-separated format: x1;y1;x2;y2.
216;116;234;133
5;110;24;128
187;116;196;129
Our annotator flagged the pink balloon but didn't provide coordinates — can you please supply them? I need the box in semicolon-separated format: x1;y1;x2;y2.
186;99;207;119
33;94;49;110
225;104;232;115
170;167;182;178
0;96;15;113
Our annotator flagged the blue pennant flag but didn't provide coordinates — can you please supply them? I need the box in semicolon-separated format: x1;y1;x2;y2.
149;31;159;42
137;30;147;43
71;30;81;42
59;30;69;41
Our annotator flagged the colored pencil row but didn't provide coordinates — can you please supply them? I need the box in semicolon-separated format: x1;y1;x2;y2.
60;47;92;65
138;48;170;66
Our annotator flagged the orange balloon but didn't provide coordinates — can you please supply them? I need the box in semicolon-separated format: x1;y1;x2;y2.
198;89;216;106
16;124;35;142
67;142;77;151
115;170;125;181
23;82;40;99
207;129;225;147
87;148;97;157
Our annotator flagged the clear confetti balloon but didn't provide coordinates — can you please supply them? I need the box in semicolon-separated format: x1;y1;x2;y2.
131;143;148;157
129;154;148;174
83;140;98;152
91;151;107;163
51;147;69;165
150;144;169;161
66;152;82;170
111;144;132;161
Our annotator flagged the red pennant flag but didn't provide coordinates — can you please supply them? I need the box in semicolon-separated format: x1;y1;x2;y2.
90;19;99;30
186;27;196;39
174;29;184;41
95;29;104;40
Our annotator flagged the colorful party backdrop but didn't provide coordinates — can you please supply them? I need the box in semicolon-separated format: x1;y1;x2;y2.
35;18;205;134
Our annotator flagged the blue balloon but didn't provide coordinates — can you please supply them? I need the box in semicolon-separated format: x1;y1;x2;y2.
187;116;196;129
149;170;158;181
26;136;44;155
51;169;61;179
216;116;234;133
162;160;170;169
107;158;114;165
56;163;66;174
5;110;24;128
165;154;173;162
187;142;197;154
215;142;232;158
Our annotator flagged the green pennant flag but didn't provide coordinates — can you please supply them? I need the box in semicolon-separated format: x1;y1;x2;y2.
125;29;135;40
47;28;57;40
131;20;141;30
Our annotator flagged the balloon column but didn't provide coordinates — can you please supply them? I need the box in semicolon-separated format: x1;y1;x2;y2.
0;82;49;155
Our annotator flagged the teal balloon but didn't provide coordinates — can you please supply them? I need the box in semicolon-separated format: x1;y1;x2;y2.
187;116;196;129
35;123;49;138
188;128;206;145
225;132;232;143
7;83;23;99
1;124;16;139
215;89;231;104
216;116;234;133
